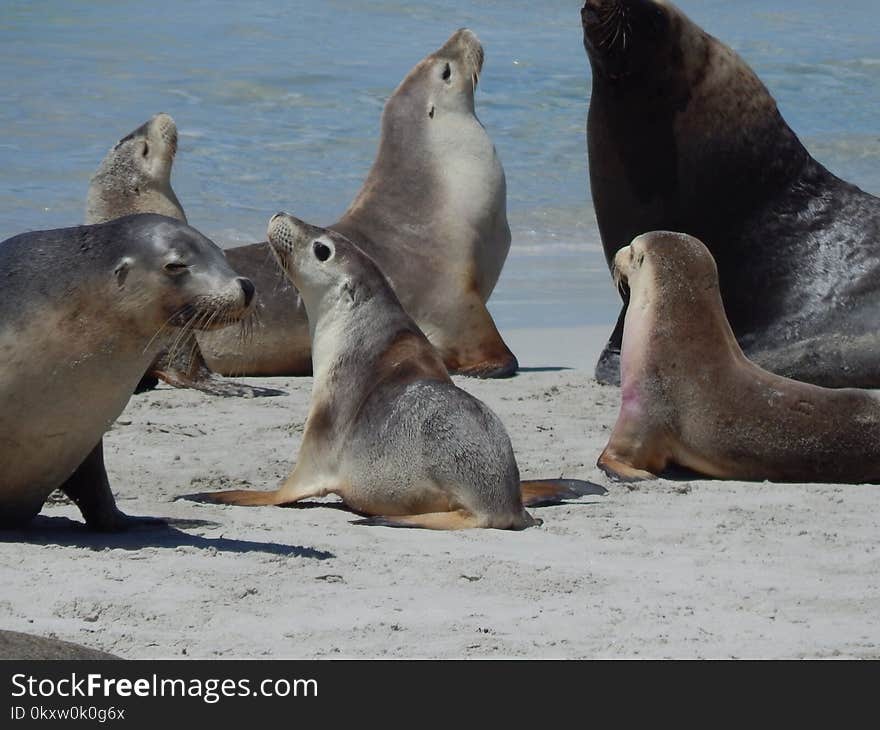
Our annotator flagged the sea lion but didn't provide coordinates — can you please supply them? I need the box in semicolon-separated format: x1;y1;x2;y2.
87;113;185;225
0;214;254;530
197;28;518;379
581;0;880;387
189;214;603;529
0;631;118;660
87;114;266;396
598;231;880;484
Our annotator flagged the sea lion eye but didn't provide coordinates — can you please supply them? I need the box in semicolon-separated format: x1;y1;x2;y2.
142;142;150;158
164;261;189;274
442;63;451;81
313;242;332;262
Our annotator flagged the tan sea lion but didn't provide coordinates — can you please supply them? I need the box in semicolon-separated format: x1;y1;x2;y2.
189;214;603;529
598;231;880;484
581;0;880;388
197;28;518;379
0;214;254;530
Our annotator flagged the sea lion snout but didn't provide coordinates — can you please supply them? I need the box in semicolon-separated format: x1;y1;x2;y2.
435;28;484;88
150;113;178;156
581;0;618;27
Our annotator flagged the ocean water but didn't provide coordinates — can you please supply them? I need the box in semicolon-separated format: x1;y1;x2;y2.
1;0;878;332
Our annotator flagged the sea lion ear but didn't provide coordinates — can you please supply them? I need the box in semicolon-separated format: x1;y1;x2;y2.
340;278;372;308
114;257;134;288
341;279;361;307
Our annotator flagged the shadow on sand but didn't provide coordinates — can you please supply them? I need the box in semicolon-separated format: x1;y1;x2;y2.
0;515;334;560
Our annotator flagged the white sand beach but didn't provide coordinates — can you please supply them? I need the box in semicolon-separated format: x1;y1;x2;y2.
1;325;879;660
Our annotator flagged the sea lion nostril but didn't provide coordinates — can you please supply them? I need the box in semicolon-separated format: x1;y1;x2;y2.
238;277;255;307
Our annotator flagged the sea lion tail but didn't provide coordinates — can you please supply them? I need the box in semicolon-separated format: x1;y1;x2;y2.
519;479;607;507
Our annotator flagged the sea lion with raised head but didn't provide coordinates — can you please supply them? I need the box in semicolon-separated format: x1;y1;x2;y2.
190;214;603;529
87;113;186;225
197;28;518;379
0;214;254;530
581;0;880;387
598;231;880;484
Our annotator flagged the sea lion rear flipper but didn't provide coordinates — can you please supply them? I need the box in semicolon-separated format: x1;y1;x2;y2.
181;489;286;507
61;441;165;531
152;345;285;398
520;479;607;507
354;510;483;530
154;368;286;398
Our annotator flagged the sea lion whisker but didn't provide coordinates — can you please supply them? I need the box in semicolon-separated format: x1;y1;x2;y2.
166;310;200;364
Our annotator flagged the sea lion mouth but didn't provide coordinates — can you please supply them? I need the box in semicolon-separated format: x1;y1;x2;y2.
266;213;297;276
464;37;484;90
612;261;631;300
612;245;634;301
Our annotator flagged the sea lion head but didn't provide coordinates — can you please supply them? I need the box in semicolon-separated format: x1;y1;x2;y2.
266;212;391;328
611;231;736;397
613;231;719;310
581;0;703;83
110;214;254;338
381;28;484;141
87;113;186;225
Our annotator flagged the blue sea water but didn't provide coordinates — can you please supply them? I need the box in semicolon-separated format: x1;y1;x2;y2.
0;1;878;332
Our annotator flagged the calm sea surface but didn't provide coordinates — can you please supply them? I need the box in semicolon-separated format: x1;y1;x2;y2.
1;1;879;330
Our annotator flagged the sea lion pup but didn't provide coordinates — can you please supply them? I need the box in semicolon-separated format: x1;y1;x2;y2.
190;214;602;529
0;214;255;531
581;0;880;387
87;114;261;396
598;231;880;484
197;28;518;379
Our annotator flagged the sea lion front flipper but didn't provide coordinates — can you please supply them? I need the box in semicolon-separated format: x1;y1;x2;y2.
596;451;657;483
439;299;518;379
61;441;165;531
594;306;625;386
354;510;484;530
520;479;607;507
